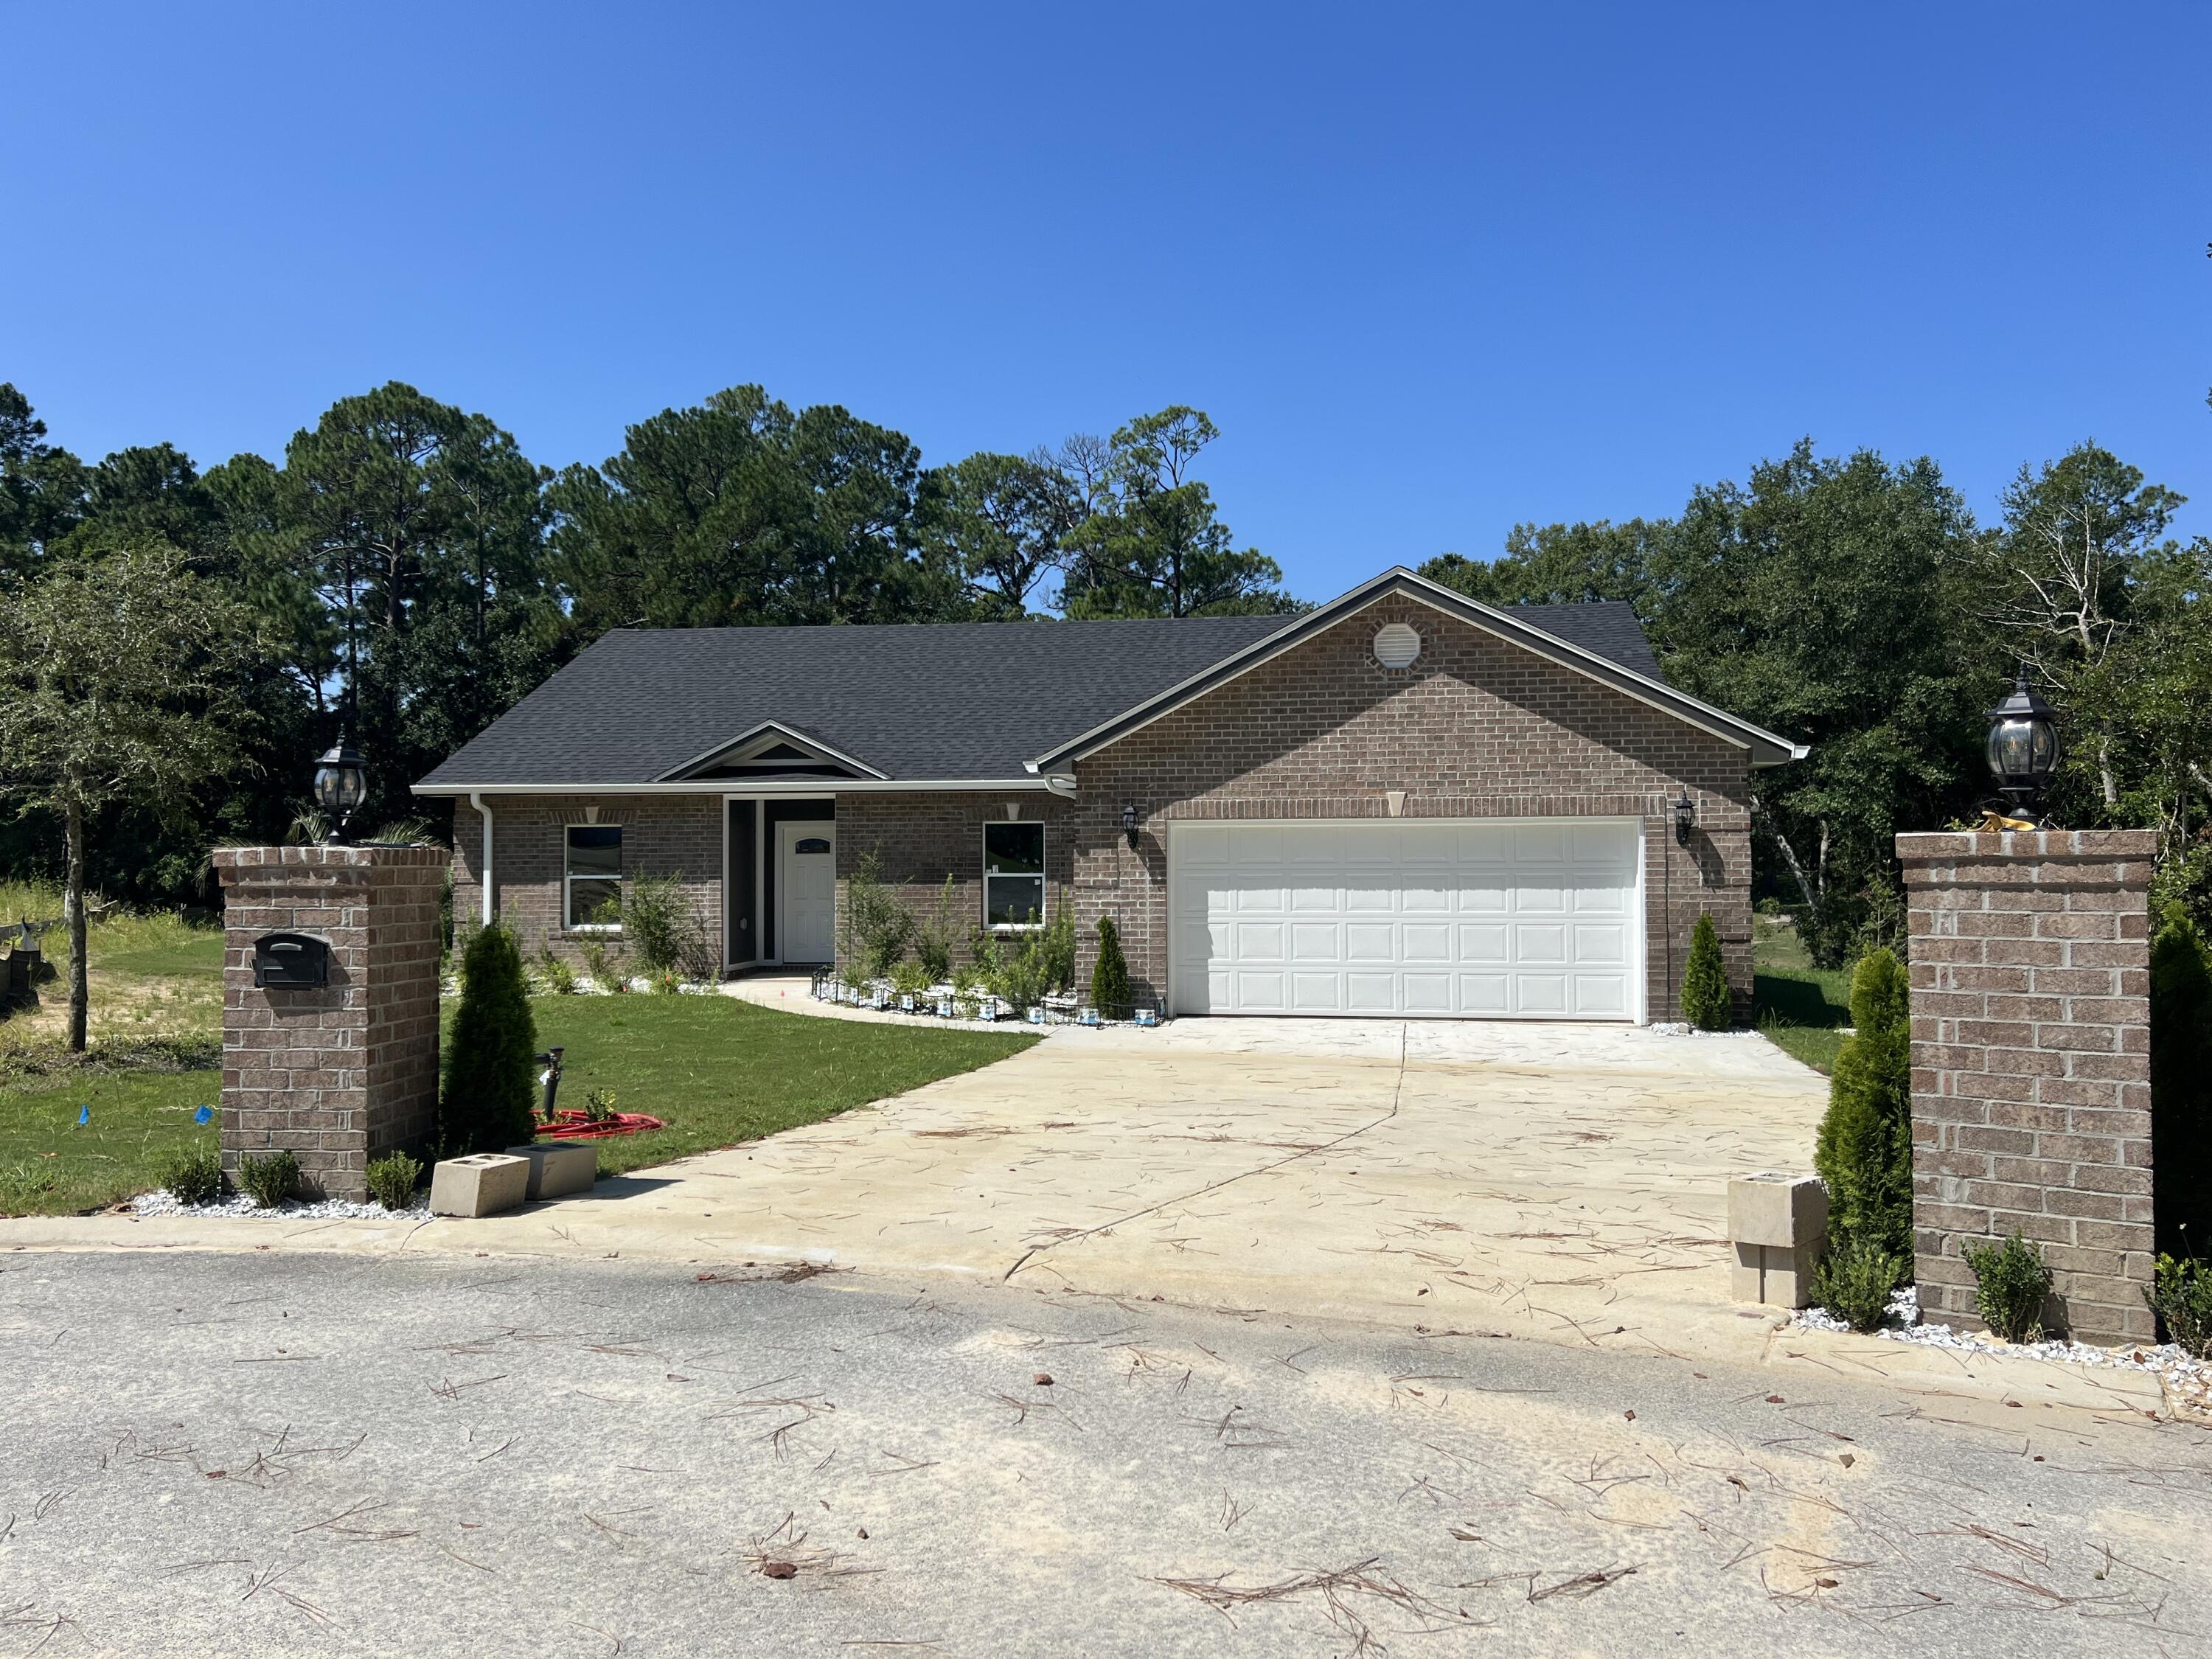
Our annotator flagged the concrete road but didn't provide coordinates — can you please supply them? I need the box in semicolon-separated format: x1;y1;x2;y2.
3;1251;2206;1658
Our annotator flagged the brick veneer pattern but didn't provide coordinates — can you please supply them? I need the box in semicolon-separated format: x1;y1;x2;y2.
1899;830;2157;1344
1065;596;1754;1019
451;796;723;964
214;844;446;1201
836;793;1074;969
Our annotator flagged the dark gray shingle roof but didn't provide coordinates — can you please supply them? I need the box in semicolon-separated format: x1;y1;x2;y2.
417;600;1662;787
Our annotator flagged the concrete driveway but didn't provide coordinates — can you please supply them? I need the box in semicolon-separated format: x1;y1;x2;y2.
11;1015;1830;1363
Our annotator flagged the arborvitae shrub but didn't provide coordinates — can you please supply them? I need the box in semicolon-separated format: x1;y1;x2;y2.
1680;912;1732;1030
1813;947;1914;1258
441;923;540;1154
1091;916;1132;1020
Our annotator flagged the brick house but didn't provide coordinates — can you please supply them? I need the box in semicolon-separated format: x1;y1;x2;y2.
414;568;1803;1022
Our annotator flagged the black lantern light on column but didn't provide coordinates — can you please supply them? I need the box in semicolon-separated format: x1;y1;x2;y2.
1984;666;2059;824
313;731;367;845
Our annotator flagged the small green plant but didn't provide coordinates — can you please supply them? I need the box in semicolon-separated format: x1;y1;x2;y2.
1809;1235;1905;1332
440;923;540;1153
162;1146;225;1207
576;933;622;992
987;928;1046;1012
890;957;933;998
650;967;684;995
1040;905;1077;995
1680;912;1731;1030
535;943;577;995
623;873;693;974
0;1162;55;1214
365;1151;424;1211
1964;1231;2054;1343
2146;1253;2212;1358
581;1086;619;1125
914;877;958;983
1091;915;1132;1020
842;852;913;978
237;1149;301;1209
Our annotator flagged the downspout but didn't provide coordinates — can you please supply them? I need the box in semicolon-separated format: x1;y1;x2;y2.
469;792;494;925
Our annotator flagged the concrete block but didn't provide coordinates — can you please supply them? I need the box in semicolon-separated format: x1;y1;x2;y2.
429;1153;529;1217
1732;1240;1820;1309
1728;1172;1828;1248
506;1141;597;1201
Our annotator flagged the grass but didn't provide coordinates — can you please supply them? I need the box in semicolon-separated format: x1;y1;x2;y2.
519;993;1036;1178
1752;917;1853;1074
0;1070;220;1217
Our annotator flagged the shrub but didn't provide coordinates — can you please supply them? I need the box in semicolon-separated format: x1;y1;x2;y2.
535;944;577;995
914;877;957;984
2146;1253;2212;1358
650;967;683;995
1680;912;1731;1030
163;1147;225;1207
1810;1235;1905;1332
441;923;540;1153
2149;904;2212;1260
581;1086;618;1125
1091;915;1133;1020
365;1151;423;1211
577;933;623;992
984;930;1044;1012
1964;1231;2053;1343
1040;905;1077;994
623;874;692;974
842;852;912;978
1813;948;1913;1257
890;957;933;998
238;1149;300;1209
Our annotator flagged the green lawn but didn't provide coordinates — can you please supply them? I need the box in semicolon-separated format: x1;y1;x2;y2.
1752;919;1854;1074
516;992;1035;1177
0;981;1034;1216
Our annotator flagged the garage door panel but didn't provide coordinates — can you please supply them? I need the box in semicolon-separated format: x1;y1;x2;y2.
1173;820;1639;1020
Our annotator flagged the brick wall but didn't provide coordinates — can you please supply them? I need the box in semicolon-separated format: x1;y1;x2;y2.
1065;596;1753;1019
836;793;1073;969
1899;830;2157;1344
451;796;723;966
213;845;445;1201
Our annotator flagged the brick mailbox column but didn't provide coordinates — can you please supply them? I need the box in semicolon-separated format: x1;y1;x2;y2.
1897;830;2157;1344
213;845;446;1201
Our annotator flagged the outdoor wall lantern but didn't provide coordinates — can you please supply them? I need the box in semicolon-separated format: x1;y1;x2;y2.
313;731;367;844
1985;666;2059;822
1674;789;1696;846
1121;803;1141;848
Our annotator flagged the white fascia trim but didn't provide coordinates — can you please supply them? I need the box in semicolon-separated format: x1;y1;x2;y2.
1026;566;1806;770
653;719;889;782
414;777;1055;799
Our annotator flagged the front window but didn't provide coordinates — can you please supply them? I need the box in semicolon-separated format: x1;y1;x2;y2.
984;822;1046;928
566;825;622;928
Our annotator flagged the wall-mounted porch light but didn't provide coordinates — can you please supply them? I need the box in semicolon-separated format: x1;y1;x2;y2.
1673;789;1696;847
1121;803;1141;848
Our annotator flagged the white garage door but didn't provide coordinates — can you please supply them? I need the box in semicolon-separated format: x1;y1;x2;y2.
1169;819;1641;1020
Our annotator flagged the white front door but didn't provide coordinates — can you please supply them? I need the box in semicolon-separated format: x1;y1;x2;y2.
1169;818;1641;1020
777;821;837;964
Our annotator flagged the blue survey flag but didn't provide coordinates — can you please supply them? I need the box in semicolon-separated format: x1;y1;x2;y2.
77;1105;89;1126
195;1105;213;1124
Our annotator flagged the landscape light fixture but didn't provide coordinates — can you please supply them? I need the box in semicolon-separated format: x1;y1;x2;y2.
313;731;367;844
1674;790;1696;846
1121;803;1141;848
1985;666;2059;822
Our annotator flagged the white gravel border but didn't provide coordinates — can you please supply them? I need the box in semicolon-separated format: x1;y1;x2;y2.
1793;1285;2212;1407
128;1189;428;1222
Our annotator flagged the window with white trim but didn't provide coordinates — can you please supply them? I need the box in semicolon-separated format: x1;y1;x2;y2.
983;822;1046;928
566;825;622;928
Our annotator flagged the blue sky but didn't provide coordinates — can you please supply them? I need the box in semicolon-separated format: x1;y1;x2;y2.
7;4;2206;600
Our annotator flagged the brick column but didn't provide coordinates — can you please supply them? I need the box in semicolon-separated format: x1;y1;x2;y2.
213;845;446;1201
1898;830;2157;1344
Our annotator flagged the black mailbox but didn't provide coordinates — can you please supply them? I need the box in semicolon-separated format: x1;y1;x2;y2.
253;932;330;989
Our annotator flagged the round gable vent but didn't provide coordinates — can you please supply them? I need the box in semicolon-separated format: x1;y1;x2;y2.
1373;622;1422;669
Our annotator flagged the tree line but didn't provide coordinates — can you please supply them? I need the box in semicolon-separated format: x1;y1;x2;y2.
2;377;2207;971
0;381;1293;910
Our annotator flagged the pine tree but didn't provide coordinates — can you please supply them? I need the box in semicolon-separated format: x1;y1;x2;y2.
2150;905;2212;1260
1680;912;1733;1029
1813;947;1913;1255
441;923;540;1152
1091;915;1133;1020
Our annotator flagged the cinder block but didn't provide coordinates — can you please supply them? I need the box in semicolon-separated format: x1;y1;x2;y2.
1728;1172;1829;1248
429;1153;529;1217
1731;1240;1820;1308
506;1141;597;1200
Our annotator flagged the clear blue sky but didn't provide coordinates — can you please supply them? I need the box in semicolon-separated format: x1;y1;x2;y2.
7;4;2206;600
